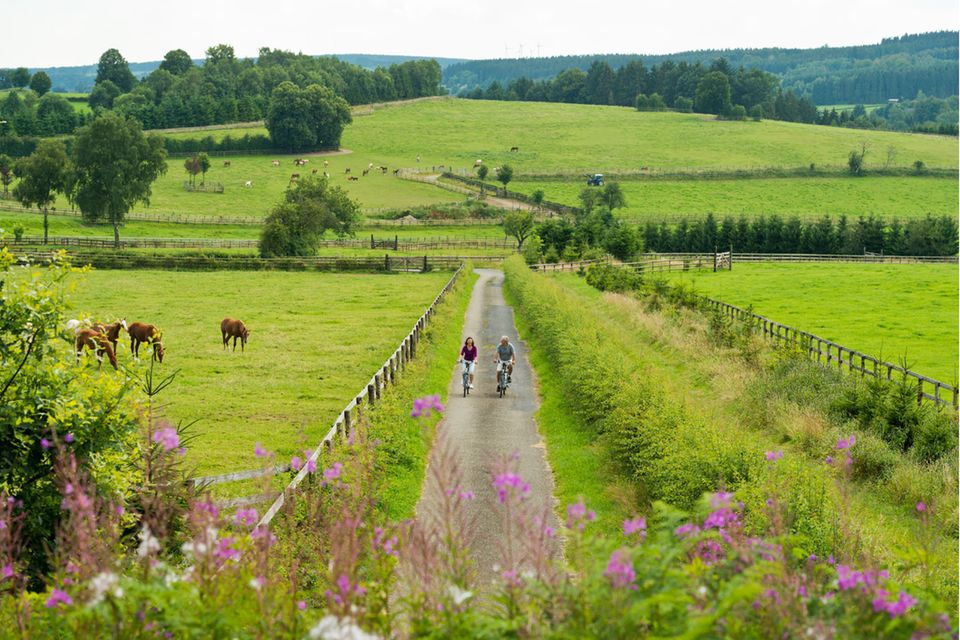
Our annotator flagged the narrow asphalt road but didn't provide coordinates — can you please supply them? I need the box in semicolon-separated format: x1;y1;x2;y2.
413;268;557;587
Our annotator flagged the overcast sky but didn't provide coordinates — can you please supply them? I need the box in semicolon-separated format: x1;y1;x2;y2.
3;0;958;68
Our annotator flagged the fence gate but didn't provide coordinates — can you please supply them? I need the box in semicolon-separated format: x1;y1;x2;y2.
714;250;732;272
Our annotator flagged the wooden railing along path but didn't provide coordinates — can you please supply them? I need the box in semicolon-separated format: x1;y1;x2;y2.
4;235;518;251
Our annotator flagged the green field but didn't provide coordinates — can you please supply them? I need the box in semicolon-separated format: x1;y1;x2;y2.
66;269;452;475
511;175;958;220
663;263;958;381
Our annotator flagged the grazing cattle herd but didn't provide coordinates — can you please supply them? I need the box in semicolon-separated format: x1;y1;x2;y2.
70;317;251;369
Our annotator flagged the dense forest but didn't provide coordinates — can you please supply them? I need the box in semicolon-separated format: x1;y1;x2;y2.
819;94;958;135
463;59;821;124
444;32;959;105
0;46;443;138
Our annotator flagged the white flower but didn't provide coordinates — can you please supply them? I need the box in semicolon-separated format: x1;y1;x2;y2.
697;585;708;596
137;525;161;559
249;577;264;591
308;615;380;640
88;572;119;606
447;585;473;606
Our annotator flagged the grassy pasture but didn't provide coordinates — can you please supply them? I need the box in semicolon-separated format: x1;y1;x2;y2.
0;209;510;242
65;269;452;475
510;175;959;220
662;263;958;382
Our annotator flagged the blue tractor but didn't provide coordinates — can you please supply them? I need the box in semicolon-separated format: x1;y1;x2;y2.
586;173;604;186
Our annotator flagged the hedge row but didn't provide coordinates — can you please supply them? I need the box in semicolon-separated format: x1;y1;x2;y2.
502;255;839;554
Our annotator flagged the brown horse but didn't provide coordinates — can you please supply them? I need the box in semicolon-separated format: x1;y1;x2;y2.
128;322;165;362
75;328;118;370
92;320;126;352
221;318;251;352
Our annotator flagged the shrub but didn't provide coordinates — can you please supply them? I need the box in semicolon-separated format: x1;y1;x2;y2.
851;432;900;481
521;234;543;265
584;263;642;293
912;412;958;463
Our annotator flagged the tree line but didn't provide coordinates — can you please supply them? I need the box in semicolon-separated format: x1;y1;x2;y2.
639;213;958;257
0;45;443;138
818;94;958;136
442;31;958;104
463;58;819;122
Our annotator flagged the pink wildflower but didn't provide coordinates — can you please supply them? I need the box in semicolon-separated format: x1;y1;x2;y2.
916;502;926;513
623;517;647;537
836;435;856;450
234;508;258;528
604;550;637;589
306;458;317;473
254;442;267;458
493;472;530;503
675;523;701;538
297;600;307;611
1;564;13;580
411;394;444;418
323;462;343;485
764;450;784;461
63;433;74;443
40;438;50;450
45;588;73;608
290;456;302;471
151;427;179;452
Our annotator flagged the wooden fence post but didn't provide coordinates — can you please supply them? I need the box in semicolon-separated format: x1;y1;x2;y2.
916;378;924;406
368;383;375;406
343;409;352;439
374;374;382;400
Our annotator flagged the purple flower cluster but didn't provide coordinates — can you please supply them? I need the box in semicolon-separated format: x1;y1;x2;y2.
323;462;343;486
327;574;366;606
45;587;72;609
233;508;258;528
215;536;241;563
411;394;444;418
623;517;646;538
764;450;784;461
695;539;725;565
872;590;918;618
373;527;399;559
836;564;888;592
674;523;701;538
254;442;268;459
152;427;180;452
836;435;857;450
604;550;637;589
493;472;530;503
566;498;596;530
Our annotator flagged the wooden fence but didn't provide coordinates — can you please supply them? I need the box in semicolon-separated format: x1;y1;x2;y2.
192;265;465;521
16;251;468;272
639;252;957;265
705;297;958;411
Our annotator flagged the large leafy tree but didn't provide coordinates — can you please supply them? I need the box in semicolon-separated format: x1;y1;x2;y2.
496;164;514;192
265;82;351;152
159;49;194;76
36;93;78;135
29;71;52;97
12;140;70;244
259;176;360;257
96;48;136;93
695;71;732;115
503;210;536;250
88;80;121;110
69;112;167;247
10;67;30;88
0;154;13;196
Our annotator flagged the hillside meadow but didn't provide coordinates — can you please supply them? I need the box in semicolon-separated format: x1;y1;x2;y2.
663;262;958;382
511;175;959;220
65;269;452;475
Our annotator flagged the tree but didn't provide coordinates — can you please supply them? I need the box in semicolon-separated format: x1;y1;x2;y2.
12;140;70;244
197;152;211;186
531;189;545;210
695;71;732;115
36;93;78;135
159;49;194;76
88;80;121;110
265;82;351;152
70;113;167;247
259;176;360;257
0;154;13;196
96;49;136;93
603;221;642;260
10;67;30;88
476;164;489;198
183;156;200;187
503;210;536;250
847;143;868;176
29;71;51;97
599;182;626;211
496;164;514;193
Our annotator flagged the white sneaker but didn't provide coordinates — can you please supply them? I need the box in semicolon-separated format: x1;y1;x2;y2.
469;384;474;389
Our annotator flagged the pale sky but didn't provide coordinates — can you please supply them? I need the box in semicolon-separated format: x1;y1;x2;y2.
3;0;958;68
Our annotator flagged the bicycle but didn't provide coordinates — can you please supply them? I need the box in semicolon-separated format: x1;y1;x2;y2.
496;360;511;398
459;359;475;397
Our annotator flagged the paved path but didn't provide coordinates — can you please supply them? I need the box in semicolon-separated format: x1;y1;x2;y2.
412;269;557;585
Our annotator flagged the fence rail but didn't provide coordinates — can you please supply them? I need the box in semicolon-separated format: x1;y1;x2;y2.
705;297;958;410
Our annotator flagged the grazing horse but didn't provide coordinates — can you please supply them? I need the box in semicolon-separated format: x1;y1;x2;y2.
271;160;280;167
92;320;127;352
312;168;319;174
128;322;165;362
76;328;118;370
344;168;351;174
244;180;253;188
510;146;519;152
362;168;370;176
220;318;251;352
347;176;359;181
223;160;231;167
290;173;300;183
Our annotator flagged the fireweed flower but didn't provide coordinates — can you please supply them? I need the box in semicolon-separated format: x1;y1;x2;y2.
675;523;701;538
493;472;530;503
411;394;444;418
152;427;180;452
40;438;50;450
623;517;647;537
696;539;725;565
764;450;784;461
565;498;596;530
1;564;13;580
710;491;733;508
916;502;926;513
836;435;857;450
604;549;637;589
872;590;918;618
323;462;343;485
64;433;74;443
297;600;307;611
291;456;302;471
825;455;834;464
234;508;259;528
254;442;267;458
306;458;317;474
215;537;241;563
45;587;73;609
459;490;475;500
